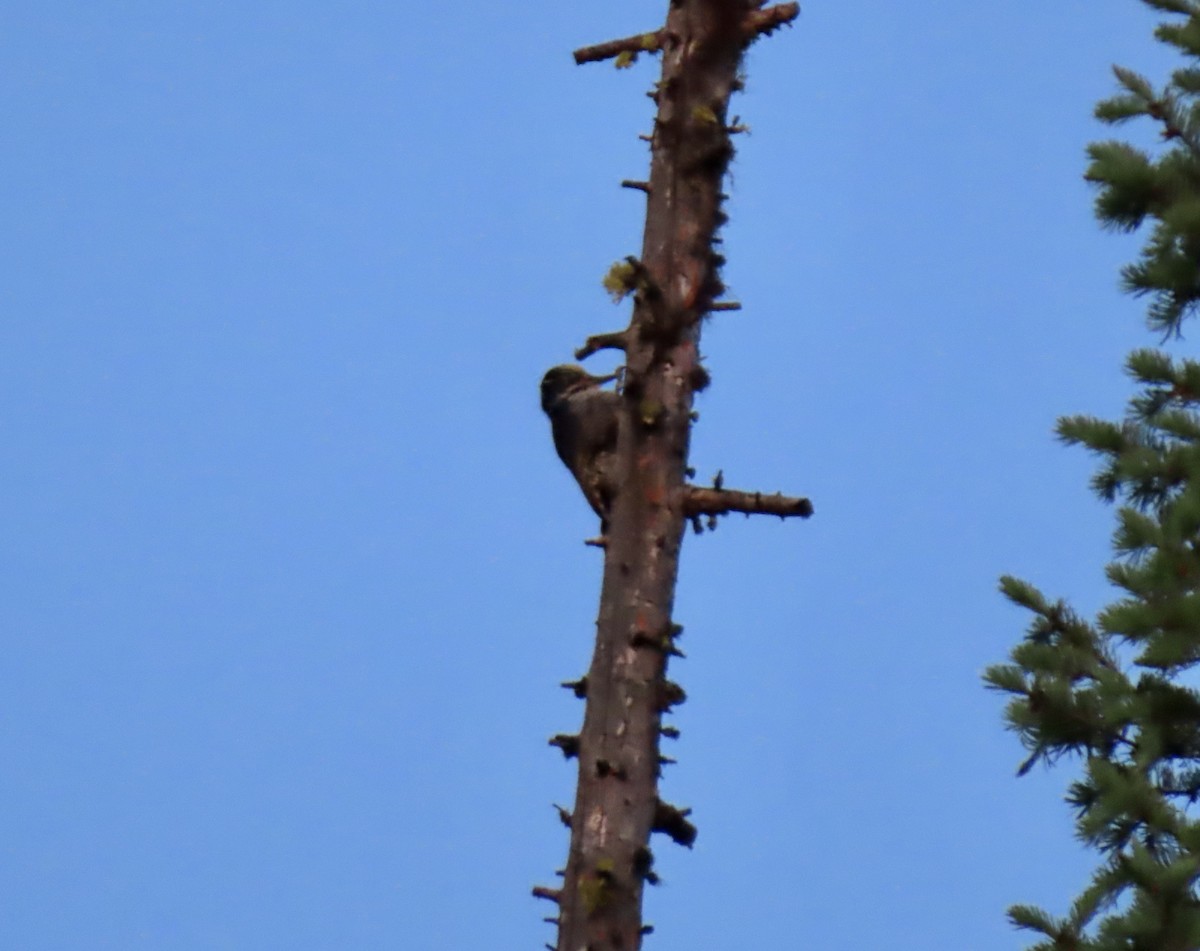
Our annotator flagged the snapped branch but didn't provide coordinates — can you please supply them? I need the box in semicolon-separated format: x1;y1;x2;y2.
574;4;797;64
743;3;800;40
683;485;813;520
531;886;562;904
575;329;631;360
574;29;667;66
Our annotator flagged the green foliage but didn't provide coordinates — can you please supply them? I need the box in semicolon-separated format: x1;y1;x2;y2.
989;346;1200;940
1085;6;1200;337
1144;1;1196;17
987;2;1200;945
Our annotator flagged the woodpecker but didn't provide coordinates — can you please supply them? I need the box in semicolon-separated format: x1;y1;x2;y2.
540;364;620;521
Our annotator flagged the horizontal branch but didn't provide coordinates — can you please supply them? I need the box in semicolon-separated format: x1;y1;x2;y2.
575;5;796;65
652;799;698;848
574;29;665;66
683;485;813;519
549;734;580;758
743;3;800;39
575;329;630;360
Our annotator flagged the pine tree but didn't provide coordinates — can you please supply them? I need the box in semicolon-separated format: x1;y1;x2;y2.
984;3;1200;948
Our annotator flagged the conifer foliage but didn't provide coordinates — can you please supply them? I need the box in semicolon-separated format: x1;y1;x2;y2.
985;3;1200;948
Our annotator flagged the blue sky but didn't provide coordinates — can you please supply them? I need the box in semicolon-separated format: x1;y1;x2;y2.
0;2;1184;948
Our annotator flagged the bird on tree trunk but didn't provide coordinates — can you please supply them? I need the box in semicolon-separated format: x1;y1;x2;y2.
540;365;620;527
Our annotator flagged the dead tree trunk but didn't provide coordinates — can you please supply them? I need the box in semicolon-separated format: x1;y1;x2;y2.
535;3;806;949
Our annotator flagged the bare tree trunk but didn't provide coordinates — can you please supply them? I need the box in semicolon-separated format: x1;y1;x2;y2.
535;4;804;948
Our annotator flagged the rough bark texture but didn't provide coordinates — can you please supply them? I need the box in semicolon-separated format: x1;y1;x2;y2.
541;4;800;949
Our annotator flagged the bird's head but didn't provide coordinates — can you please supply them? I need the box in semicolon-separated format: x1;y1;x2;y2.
540;364;618;414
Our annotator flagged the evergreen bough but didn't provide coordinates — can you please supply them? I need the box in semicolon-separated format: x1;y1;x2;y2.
985;2;1200;948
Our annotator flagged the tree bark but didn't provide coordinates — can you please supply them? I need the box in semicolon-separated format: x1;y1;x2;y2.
542;4;800;949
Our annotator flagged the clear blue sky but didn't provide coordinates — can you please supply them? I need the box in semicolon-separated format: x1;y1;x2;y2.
0;2;1181;948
